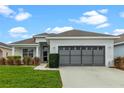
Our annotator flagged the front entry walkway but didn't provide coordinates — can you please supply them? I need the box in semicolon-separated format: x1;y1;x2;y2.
34;63;58;70
60;66;124;88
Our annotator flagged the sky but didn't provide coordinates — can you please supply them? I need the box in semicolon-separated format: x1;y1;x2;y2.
0;5;124;43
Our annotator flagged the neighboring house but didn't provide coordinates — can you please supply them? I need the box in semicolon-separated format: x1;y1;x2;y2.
114;34;124;58
10;29;118;67
0;42;12;58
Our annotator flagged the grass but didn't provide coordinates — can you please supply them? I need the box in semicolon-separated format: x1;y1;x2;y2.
0;66;62;88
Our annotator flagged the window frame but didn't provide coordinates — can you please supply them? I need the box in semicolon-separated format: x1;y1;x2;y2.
22;48;34;57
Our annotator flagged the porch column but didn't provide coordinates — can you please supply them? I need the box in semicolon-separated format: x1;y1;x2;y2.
36;46;39;57
12;47;15;56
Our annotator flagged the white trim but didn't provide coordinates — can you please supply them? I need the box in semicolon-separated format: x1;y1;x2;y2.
46;36;120;39
33;36;46;38
9;44;39;46
36;46;39;57
12;47;15;56
114;41;124;45
0;45;12;50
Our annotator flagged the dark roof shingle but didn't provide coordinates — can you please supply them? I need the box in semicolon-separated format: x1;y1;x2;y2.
34;33;55;37
0;42;11;48
11;29;115;44
49;29;114;37
115;34;124;43
11;38;36;44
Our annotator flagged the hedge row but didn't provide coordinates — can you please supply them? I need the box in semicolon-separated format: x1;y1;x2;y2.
0;56;41;65
49;54;59;68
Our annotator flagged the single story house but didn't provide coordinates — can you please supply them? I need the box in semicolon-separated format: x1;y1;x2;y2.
10;29;119;67
114;34;124;57
0;42;12;58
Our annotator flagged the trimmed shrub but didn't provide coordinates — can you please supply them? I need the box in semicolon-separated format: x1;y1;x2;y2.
13;56;21;65
114;57;124;69
7;56;14;65
23;56;32;65
114;57;121;68
49;54;59;68
0;57;6;65
32;57;40;65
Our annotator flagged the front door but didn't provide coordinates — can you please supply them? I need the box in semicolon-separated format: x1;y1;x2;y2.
43;46;48;62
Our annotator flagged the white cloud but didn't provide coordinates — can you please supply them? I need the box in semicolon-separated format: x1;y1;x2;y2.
21;34;33;39
96;23;110;29
0;6;31;21
70;10;108;25
104;32;110;35
98;9;108;14
9;27;27;33
113;29;124;35
119;12;124;18
104;29;124;36
9;27;28;38
45;26;74;33
45;27;51;32
0;5;15;17
15;8;32;21
7;41;12;44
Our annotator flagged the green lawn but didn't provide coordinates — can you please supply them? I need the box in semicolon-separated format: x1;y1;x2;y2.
0;66;62;88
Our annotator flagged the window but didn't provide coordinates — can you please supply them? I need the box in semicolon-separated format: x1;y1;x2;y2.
23;49;34;57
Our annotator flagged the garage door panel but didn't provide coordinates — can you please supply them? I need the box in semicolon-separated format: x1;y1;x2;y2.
82;56;92;65
94;50;104;56
59;50;70;55
94;56;104;66
82;50;92;55
59;46;105;66
70;56;81;65
71;50;81;55
59;56;70;65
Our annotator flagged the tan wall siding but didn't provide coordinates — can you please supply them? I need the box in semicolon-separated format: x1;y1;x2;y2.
0;47;12;57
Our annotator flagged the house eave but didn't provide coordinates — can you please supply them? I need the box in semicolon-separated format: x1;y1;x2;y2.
46;36;120;39
0;45;12;50
114;41;124;46
9;44;39;46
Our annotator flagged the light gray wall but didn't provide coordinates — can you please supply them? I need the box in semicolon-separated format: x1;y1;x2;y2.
114;44;124;58
49;39;114;67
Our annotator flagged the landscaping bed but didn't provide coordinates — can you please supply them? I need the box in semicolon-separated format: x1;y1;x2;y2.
0;66;62;88
114;57;124;70
0;56;41;66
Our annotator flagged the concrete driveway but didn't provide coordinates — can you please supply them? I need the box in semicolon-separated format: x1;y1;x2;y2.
60;66;124;88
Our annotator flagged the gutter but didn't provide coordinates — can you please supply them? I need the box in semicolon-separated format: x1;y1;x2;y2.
46;36;120;39
114;41;124;46
9;44;39;46
0;45;12;50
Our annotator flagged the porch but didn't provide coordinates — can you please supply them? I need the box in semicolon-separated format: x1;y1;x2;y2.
11;43;49;62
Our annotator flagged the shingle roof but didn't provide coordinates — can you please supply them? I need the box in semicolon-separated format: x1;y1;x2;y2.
115;34;124;43
33;33;55;37
11;38;36;44
48;29;114;37
0;42;11;48
11;29;115;44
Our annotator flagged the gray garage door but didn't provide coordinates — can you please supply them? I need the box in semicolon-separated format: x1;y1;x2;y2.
59;46;105;66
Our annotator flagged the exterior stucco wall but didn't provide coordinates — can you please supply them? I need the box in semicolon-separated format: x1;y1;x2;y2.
49;39;114;67
114;44;124;58
0;47;12;57
35;37;46;43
